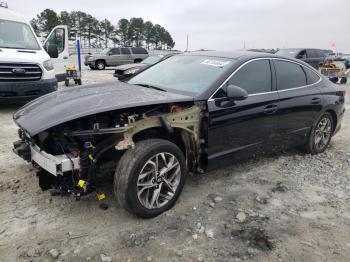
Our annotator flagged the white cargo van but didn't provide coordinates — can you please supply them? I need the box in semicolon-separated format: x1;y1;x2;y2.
0;3;68;102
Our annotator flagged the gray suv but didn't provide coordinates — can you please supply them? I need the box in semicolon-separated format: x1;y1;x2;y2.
84;47;149;70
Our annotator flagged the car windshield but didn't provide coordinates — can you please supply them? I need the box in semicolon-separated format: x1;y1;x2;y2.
129;55;233;94
0;19;40;50
276;49;299;57
141;55;163;65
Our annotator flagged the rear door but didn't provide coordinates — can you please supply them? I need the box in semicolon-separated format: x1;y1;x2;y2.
43;25;69;80
272;59;323;147
207;59;280;165
120;48;133;64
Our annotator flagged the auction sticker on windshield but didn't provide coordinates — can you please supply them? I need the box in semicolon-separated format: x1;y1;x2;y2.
201;60;230;67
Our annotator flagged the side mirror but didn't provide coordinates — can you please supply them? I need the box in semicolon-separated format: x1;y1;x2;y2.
215;85;248;108
108;51;112;56
47;44;58;58
226;84;248;101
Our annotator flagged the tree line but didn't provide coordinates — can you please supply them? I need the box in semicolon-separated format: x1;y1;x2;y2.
30;9;175;50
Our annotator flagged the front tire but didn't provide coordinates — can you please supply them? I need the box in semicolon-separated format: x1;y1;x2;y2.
114;139;187;218
303;112;334;154
95;60;106;70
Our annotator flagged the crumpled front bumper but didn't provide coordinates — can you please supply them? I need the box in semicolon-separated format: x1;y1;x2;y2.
13;137;79;176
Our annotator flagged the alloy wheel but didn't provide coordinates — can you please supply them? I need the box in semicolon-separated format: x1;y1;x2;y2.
314;117;332;151
137;152;181;209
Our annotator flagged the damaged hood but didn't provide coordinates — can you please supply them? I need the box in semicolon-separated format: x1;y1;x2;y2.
14;81;193;136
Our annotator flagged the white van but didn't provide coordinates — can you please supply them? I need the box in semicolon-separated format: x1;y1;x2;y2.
0;4;68;102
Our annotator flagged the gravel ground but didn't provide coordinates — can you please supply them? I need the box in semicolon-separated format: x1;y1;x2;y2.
0;67;349;262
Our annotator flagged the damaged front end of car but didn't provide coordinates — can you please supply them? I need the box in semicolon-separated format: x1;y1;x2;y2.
13;102;207;200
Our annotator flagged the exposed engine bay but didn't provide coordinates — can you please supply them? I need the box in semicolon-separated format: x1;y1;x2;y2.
13;102;207;200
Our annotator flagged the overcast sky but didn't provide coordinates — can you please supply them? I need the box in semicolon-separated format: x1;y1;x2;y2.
8;0;350;53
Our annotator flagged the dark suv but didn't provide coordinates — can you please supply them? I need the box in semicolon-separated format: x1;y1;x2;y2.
276;48;328;69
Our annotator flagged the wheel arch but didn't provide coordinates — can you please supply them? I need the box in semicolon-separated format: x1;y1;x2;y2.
132;127;198;172
325;109;338;132
95;59;106;66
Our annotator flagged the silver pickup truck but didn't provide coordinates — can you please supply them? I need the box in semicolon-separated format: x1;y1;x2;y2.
84;47;149;70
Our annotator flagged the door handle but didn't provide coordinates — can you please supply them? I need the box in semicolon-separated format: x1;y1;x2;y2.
311;97;321;104
63;56;68;59
263;105;278;115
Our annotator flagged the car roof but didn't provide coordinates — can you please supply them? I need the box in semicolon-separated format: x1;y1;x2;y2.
180;50;262;59
0;7;28;23
180;50;305;62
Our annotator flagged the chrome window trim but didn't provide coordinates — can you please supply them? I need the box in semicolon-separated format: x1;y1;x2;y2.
208;57;322;101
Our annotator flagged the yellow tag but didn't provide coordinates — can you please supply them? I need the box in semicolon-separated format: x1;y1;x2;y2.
97;193;106;201
78;180;85;188
88;154;94;161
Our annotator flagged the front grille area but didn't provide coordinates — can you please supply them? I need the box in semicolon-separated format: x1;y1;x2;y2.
0;63;42;82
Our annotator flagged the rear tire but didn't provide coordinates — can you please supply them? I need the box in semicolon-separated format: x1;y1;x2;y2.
64;79;69;87
134;59;142;63
114;139;187;218
303;112;334;154
96;60;106;70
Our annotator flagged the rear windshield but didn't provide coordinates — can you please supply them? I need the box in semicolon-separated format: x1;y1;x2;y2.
0;19;40;50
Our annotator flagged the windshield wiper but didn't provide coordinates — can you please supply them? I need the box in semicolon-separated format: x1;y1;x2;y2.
133;83;167;92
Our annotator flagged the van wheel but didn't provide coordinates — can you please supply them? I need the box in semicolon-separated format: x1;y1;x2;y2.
65;79;69;87
96;60;106;70
134;59;142;63
114;139;187;218
303;112;334;154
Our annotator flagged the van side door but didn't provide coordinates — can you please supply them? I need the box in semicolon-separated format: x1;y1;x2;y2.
43;25;69;81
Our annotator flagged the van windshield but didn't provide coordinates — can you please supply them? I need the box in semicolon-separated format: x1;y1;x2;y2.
0;19;40;50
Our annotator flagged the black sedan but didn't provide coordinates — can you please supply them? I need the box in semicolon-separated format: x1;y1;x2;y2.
13;51;345;218
113;53;179;80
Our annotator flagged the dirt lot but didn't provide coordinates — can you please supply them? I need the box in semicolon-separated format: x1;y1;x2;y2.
0;67;350;262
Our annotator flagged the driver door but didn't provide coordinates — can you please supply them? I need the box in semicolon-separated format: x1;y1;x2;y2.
207;59;280;167
43;25;69;81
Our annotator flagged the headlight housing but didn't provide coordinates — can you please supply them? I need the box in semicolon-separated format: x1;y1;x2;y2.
124;67;140;75
88;56;94;61
43;59;54;71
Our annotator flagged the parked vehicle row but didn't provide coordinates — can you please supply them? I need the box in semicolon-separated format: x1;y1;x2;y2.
13;51;345;218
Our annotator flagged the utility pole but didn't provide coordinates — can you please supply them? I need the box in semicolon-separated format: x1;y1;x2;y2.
185;34;189;52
